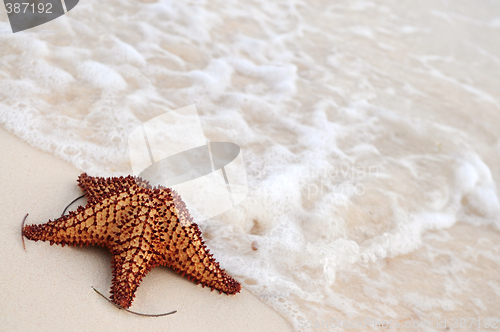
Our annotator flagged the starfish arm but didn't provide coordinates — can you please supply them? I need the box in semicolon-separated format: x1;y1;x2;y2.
23;203;112;248
109;239;157;308
157;214;241;295
78;173;151;205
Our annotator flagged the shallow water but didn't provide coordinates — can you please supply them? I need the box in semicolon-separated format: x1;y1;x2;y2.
1;0;500;330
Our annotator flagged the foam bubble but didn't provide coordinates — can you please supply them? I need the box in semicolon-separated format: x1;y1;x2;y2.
77;60;127;91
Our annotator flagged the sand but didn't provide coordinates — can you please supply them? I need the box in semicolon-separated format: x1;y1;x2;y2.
0;126;294;332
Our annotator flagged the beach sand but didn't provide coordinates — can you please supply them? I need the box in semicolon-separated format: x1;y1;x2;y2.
0;126;294;332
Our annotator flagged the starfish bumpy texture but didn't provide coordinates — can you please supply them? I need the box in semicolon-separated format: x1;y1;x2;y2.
23;173;241;308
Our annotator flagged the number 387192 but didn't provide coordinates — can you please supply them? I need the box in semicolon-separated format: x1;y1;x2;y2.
5;2;53;14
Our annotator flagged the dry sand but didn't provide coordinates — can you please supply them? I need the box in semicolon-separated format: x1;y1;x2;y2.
0;126;294;332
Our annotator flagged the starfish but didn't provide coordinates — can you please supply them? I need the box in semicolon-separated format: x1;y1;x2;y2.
23;173;241;309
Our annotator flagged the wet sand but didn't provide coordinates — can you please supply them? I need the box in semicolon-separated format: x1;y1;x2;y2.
0;126;293;332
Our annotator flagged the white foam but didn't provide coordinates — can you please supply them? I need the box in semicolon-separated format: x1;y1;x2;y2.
77;61;127;91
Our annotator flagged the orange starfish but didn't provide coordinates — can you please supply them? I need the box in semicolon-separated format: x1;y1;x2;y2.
23;173;241;309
